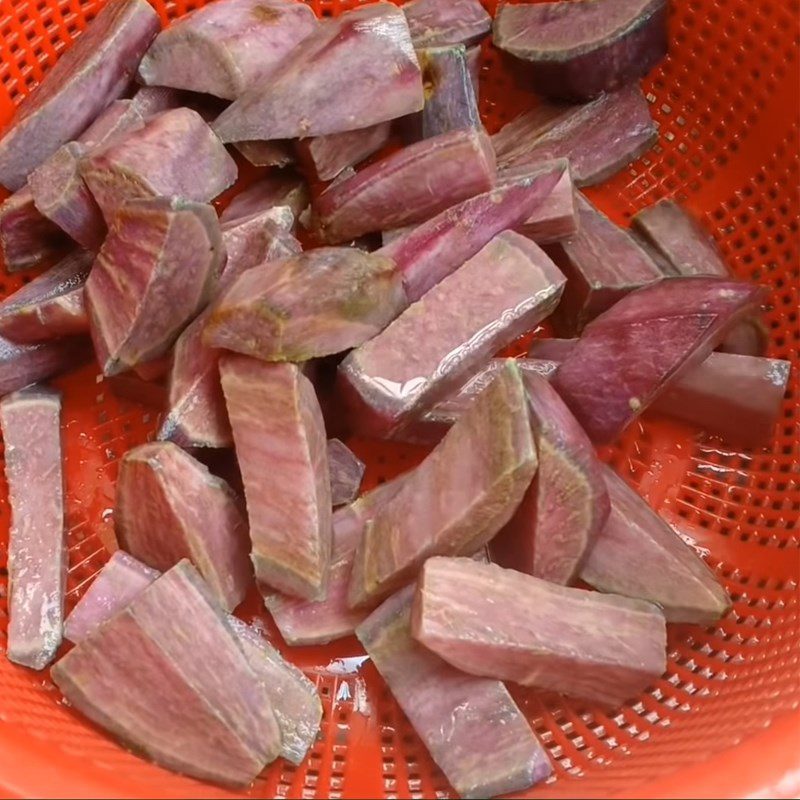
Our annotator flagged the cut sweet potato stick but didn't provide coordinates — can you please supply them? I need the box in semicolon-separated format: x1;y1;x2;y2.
550;277;766;442
513;168;578;244
339;232;565;438
115;442;252;612
0;187;69;272
418;45;480;138
491;85;657;186
234;139;296;168
581;467;731;623
314;128;495;243
0;0;159;190
412;557;667;707
493;0;667;101
220;172;309;225
1;387;64;670
213;4;424;141
297;123;393;182
0;251;91;343
327;439;365;507
403;0;492;48
0;335;89;397
491;372;610;585
357;586;552;799
138;0;317;100
51;560;282;787
220;356;332;600
348;360;537;609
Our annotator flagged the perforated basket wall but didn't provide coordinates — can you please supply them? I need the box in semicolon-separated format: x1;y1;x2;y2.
0;0;798;797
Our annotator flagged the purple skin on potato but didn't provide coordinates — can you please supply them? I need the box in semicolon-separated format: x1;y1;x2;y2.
0;0;160;191
159;221;301;450
265;476;408;646
402;0;492;48
51;561;282;788
491;85;658;187
137;0;317;101
327;438;365;507
0;250;92;343
0;187;69;272
115;442;253;612
396;357;560;446
581;466;731;624
234;139;296;168
220;357;332;601
632;198;768;355
418;45;480;139
511;168;578;244
220;172;309;226
1;387;64;671
544;193;663;334
357;585;552;799
205;248;407;363
339;231;565;439
411;557;667;707
85;197;224;377
493;0;667;102
314;128;496;243
347;361;538;610
551;277;767;443
529;338;790;446
0;335;90;396
297;122;393;182
81;107;238;225
380;158;567;302
63;552;322;766
491;372;611;585
213;4;424;142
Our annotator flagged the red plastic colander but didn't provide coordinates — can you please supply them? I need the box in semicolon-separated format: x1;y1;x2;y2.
0;0;798;797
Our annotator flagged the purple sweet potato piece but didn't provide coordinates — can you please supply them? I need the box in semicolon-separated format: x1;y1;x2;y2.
403;0;491;48
327;438;365;507
28;142;106;250
234;139;296;168
159;224;301;450
297;122;393;182
64;551;160;644
138;0;317;101
213;4;424;142
413;557;666;707
0;251;91;343
220;357;332;600
582;467;731;623
545;193;663;333
396;357;560;445
357;586;551;799
418;45;480;138
348;360;537;609
220;172;309;225
0;187;69;272
206;248;406;362
315;128;495;244
493;0;667;101
85;197;224;376
265;475;409;645
51;560;281;787
491;372;609;584
0;0;160;191
652;352;791;447
531;339;790;446
225;616;322;765
81;108;238;225
62;552;322;765
115;442;252;611
631;199;768;356
339;232;565;438
380;159;566;301
551;278;767;442
492;86;657;186
1;387;64;669
514;168;578;244
0;335;89;397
